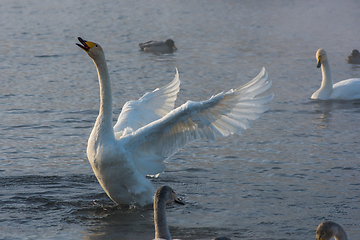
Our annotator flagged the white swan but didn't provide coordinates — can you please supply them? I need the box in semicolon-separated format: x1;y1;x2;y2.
76;37;273;206
311;49;360;100
153;186;184;240
316;221;348;240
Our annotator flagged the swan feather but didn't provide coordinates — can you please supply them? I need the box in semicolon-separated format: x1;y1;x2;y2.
312;49;360;100
123;68;273;175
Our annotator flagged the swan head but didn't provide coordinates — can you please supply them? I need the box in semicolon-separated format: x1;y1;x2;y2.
316;49;327;68
165;39;177;50
77;37;105;60
154;186;185;205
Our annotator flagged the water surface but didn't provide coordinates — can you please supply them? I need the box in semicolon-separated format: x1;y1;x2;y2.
1;0;360;239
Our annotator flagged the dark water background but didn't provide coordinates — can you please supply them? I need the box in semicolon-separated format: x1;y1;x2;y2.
1;0;360;239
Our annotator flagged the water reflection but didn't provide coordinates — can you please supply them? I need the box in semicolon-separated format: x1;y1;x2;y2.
80;205;154;240
311;99;360;129
83;213;154;240
311;101;334;129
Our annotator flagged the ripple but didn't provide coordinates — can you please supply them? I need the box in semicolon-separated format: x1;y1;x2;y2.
35;54;61;58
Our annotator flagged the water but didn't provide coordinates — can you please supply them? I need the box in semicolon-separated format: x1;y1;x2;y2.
1;0;360;239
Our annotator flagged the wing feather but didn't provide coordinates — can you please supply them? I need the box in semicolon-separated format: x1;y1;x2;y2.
113;69;180;138
122;68;273;175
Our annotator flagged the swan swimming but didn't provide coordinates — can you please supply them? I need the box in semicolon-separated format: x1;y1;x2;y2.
139;39;177;53
76;37;273;206
311;49;360;100
316;221;348;240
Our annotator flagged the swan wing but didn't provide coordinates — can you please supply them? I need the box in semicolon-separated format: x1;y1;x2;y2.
125;67;273;175
331;78;360;100
113;69;180;138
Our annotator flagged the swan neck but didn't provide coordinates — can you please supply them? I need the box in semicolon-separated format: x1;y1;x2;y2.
93;56;114;136
154;200;171;240
320;59;333;90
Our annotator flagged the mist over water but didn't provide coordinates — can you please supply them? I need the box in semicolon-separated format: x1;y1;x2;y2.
1;0;360;239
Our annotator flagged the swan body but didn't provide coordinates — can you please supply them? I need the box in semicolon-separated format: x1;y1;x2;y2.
139;39;177;53
316;221;348;240
311;49;360;100
154;186;184;240
77;37;273;206
346;49;360;64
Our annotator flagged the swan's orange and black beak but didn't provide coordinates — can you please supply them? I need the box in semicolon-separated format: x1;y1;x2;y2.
317;56;322;68
76;37;91;51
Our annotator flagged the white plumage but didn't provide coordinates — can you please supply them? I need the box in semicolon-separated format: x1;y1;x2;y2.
77;37;273;206
311;48;360;100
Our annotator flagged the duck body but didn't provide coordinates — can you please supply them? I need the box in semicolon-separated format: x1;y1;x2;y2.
77;37;273;206
346;49;360;64
139;39;177;53
311;49;360;100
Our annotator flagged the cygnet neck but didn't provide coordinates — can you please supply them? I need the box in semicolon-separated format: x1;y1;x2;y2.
154;198;171;240
333;223;348;240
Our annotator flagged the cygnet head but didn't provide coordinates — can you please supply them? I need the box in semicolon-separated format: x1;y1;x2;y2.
154;185;184;205
316;221;346;240
77;37;105;61
316;49;328;68
165;39;177;50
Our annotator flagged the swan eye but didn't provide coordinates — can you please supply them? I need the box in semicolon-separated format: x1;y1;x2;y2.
95;45;98;47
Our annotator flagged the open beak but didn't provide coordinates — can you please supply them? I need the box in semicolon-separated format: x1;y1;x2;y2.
173;45;178;50
76;37;90;51
317;57;322;68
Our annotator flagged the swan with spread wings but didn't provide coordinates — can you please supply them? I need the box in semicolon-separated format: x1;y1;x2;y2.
77;37;273;206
